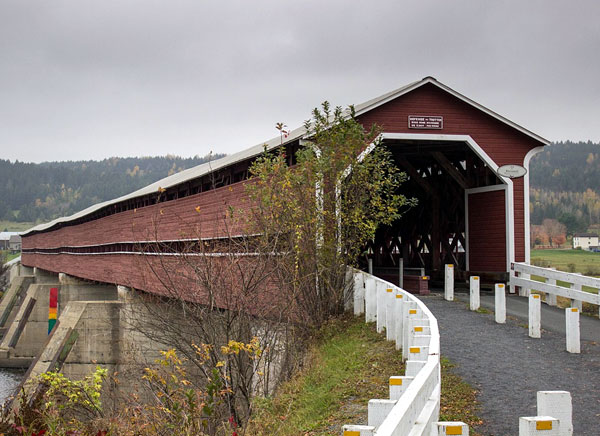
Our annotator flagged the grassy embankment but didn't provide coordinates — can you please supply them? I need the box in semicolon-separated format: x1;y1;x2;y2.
2;251;20;262
530;249;599;316
245;315;481;436
531;248;600;277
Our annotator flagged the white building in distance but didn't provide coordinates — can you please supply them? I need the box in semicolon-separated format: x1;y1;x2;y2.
572;233;599;250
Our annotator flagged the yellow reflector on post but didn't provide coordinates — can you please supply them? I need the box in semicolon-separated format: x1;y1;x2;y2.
536;420;553;430
445;425;463;435
409;309;417;314
389;377;402;386
409;347;420;353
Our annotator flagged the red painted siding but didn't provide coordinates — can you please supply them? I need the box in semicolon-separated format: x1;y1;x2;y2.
21;252;293;318
467;190;506;272
358;83;537;265
23;82;542;290
23;180;255;250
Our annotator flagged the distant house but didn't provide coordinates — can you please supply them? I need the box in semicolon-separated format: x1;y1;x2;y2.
0;232;20;251
9;234;22;252
572;233;599;250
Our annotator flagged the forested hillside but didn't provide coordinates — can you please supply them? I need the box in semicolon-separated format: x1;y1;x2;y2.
529;141;600;234
1;141;598;234
0;154;224;223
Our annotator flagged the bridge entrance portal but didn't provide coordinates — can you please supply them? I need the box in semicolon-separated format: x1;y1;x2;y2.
364;135;508;285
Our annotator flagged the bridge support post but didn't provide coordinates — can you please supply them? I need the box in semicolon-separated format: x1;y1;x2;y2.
398;258;404;289
469;276;480;311
528;294;541;338
495;283;506;324
444;264;454;301
565;308;580;353
537;391;572;436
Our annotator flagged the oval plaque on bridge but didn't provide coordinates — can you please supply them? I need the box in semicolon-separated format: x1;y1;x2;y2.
497;164;527;179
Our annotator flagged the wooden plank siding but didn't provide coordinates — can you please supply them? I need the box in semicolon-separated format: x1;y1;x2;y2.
22;180;255;250
467;190;507;272
357;83;537;263
21;252;292;319
22;81;542;299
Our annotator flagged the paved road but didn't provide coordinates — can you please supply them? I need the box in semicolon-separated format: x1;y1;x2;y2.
453;291;600;342
420;293;600;436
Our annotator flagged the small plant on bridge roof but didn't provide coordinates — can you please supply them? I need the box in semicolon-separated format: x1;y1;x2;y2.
247;102;415;327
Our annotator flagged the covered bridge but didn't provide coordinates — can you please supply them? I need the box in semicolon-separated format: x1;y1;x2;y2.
21;77;548;293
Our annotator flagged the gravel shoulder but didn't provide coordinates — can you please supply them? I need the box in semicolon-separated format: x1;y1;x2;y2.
420;294;600;436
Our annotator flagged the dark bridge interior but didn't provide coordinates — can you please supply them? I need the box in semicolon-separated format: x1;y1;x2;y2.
362;139;503;283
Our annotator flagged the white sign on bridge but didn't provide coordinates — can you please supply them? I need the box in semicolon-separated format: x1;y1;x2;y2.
497;164;527;179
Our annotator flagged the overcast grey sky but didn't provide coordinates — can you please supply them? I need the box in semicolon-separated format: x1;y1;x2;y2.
1;1;598;163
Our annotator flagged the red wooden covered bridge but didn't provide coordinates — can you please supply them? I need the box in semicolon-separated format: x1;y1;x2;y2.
21;77;549;295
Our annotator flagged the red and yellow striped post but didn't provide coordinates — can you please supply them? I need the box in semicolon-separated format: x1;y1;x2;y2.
49;287;58;334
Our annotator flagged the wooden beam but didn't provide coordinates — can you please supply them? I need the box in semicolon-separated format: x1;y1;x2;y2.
430;152;470;189
396;157;438;198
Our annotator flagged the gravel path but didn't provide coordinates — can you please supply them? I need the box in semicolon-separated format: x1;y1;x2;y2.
420;294;600;436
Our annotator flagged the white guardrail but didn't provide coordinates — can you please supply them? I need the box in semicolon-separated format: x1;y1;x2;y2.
510;262;600;316
343;268;468;436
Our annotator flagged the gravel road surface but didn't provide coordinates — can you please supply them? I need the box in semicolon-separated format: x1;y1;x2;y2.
420;294;600;435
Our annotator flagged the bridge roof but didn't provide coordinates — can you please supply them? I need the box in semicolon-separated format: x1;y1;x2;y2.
23;77;549;236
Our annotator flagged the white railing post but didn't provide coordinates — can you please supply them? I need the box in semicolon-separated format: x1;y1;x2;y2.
528;294;541;338
435;422;469;435
495;283;506;324
469;276;480;311
401;302;418;359
517;271;531;297
376;281;387;333
365;276;377;323
353;273;365;315
546;276;557;306
394;292;404;350
519;417;560;435
368;399;397;428
444;264;454;301
537;391;572;436
343;269;441;436
565;307;580;353
385;287;396;341
570;282;583;311
389;376;413;400
343;425;375;436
